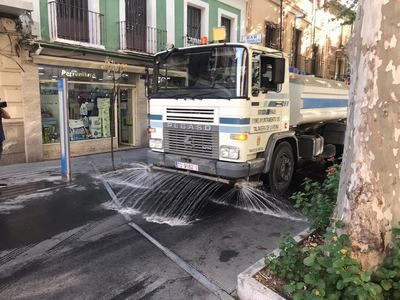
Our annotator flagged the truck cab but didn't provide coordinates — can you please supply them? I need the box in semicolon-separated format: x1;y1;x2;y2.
147;43;348;194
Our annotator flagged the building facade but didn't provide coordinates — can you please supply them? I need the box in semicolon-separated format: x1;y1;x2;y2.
246;0;352;80
0;0;246;165
31;0;159;161
162;0;246;47
0;1;41;165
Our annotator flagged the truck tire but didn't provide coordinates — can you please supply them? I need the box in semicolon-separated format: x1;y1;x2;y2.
268;142;295;195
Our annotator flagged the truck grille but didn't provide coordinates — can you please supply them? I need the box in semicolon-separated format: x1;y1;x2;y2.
166;108;215;123
164;123;219;159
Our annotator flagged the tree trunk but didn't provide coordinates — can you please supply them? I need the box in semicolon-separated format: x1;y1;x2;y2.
336;0;400;270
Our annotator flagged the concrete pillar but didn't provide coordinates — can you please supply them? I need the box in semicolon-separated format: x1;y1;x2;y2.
135;74;148;147
21;61;43;162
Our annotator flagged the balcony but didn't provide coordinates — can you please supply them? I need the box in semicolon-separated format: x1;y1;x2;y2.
119;21;166;54
48;1;104;48
182;35;202;47
0;0;33;16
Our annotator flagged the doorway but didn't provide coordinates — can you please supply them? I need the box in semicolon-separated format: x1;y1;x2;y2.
293;29;302;69
118;88;136;145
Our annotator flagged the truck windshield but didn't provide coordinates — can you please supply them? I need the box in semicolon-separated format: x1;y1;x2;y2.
152;45;248;99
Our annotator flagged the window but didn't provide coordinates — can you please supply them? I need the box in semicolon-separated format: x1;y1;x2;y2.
187;6;201;39
252;52;261;92
153;46;248;99
218;9;238;43
49;0;103;46
265;22;280;50
124;0;147;52
221;17;231;42
252;52;282;94
39;65;135;144
56;0;89;42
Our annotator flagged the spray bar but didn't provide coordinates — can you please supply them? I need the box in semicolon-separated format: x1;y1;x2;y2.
150;165;231;185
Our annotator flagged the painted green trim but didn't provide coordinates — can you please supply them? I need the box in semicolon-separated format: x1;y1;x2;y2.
175;0;184;47
100;0;120;51
209;1;218;38
40;0;50;41
174;0;241;46
36;41;153;63
156;0;167;32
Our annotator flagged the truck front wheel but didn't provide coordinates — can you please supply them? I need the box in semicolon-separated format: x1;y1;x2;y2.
268;142;295;195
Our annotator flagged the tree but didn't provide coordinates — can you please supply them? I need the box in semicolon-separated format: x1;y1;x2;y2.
325;0;358;25
336;0;400;270
103;58;127;170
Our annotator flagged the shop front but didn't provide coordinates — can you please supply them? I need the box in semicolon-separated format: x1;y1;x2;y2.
39;65;137;159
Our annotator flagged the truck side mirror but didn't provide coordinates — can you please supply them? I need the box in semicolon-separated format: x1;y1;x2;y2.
272;58;285;84
259;56;286;93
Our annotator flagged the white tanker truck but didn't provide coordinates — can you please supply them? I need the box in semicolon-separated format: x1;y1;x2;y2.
147;43;348;194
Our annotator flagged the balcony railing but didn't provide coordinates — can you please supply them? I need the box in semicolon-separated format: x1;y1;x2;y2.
119;21;167;54
183;35;201;47
48;1;104;46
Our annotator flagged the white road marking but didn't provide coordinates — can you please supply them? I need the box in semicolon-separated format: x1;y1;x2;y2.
91;161;234;300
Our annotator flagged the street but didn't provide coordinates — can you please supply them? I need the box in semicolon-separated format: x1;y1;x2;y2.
0;149;311;299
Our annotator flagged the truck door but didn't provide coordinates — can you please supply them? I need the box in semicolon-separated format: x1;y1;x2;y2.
250;51;287;137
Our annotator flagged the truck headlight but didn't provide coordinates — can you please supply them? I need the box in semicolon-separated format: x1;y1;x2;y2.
229;148;239;160
220;146;240;160
149;138;163;149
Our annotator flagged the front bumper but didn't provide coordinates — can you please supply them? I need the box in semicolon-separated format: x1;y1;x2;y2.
147;150;265;179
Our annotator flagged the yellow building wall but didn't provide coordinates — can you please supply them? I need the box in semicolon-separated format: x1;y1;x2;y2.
0;17;43;165
246;0;352;79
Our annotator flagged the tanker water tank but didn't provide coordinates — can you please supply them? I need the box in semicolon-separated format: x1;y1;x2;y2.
289;74;349;126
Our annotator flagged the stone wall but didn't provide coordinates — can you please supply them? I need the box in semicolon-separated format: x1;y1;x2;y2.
21;62;43;162
0;17;26;165
43;138;119;160
135;74;149;147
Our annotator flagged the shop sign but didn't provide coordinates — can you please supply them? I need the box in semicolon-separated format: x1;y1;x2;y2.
60;69;97;79
243;34;262;44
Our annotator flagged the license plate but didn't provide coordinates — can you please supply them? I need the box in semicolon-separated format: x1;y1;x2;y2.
175;162;199;171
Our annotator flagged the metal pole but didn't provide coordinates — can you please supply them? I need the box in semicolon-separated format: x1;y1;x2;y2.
291;18;296;67
279;0;283;51
311;0;317;75
111;72;116;171
58;78;71;182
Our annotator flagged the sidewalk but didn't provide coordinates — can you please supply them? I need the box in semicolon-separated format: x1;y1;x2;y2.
0;148;148;187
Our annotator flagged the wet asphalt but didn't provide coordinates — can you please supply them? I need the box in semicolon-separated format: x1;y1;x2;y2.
0;150;326;300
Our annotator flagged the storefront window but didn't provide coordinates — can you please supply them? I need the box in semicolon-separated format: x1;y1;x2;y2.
39;65;134;144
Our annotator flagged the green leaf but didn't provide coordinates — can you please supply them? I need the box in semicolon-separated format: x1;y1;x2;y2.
296;282;306;290
360;271;371;282
365;283;383;296
303;255;315;266
304;274;314;284
283;283;297;294
336;280;344;290
335;220;346;229
380;279;392;291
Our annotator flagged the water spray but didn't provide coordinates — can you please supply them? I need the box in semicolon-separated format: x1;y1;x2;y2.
102;163;304;225
233;179;264;190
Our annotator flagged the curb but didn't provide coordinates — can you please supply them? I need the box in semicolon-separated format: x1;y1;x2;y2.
237;227;313;300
